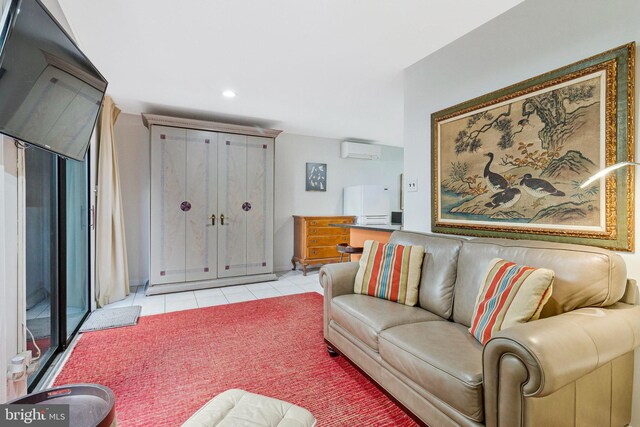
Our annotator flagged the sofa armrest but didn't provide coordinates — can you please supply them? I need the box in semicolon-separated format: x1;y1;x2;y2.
319;262;359;298
320;262;359;340
483;303;640;426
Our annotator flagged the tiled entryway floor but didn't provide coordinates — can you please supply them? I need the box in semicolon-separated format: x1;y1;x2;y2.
102;269;323;316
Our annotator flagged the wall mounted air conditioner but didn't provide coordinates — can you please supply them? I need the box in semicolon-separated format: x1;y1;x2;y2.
341;141;382;160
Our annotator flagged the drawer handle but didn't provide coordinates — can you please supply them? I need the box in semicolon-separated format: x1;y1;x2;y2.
311;221;317;225
312;239;317;243
312;250;317;255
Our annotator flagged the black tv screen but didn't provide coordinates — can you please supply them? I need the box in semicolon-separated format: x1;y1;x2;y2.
0;0;107;161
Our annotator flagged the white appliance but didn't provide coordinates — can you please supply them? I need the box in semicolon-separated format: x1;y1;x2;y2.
343;185;391;225
341;141;382;160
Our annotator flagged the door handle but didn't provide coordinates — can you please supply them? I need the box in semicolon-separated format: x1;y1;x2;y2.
220;214;225;225
210;214;216;225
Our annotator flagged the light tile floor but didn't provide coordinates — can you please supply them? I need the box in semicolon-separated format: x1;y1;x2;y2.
102;269;324;316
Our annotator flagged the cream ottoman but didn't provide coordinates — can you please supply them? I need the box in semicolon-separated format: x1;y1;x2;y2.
182;389;317;427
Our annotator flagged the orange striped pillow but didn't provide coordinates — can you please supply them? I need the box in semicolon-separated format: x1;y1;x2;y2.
353;240;425;306
469;258;554;345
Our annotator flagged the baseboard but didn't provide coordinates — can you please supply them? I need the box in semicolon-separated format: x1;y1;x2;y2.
128;281;143;293
145;273;278;295
278;264;323;274
275;265;294;273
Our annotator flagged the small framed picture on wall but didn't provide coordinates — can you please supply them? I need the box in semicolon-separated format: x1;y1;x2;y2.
306;162;327;191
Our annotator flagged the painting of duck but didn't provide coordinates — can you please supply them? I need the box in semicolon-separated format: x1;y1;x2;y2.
483;153;509;192
431;43;633;251
484;187;522;209
519;174;565;197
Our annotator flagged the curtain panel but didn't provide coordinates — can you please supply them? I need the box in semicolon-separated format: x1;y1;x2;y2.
95;96;129;307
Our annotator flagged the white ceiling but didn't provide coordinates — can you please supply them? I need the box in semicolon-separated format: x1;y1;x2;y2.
57;0;522;146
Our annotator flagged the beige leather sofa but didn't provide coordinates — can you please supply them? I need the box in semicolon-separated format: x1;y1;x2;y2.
320;231;640;427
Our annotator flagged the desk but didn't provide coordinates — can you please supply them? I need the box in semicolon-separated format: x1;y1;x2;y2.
329;224;402;261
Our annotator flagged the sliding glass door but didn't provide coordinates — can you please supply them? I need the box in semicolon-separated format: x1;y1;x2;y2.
25;148;90;388
62;159;89;338
25;148;59;370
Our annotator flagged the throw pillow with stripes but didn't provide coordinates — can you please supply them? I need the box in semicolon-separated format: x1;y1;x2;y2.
469;258;554;345
353;240;425;306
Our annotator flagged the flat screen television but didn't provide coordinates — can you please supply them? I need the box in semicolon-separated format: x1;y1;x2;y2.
0;0;107;161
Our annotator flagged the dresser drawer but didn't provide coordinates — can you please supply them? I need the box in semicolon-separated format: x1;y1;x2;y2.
307;218;353;227
307;246;340;259
307;235;349;247
307;226;349;236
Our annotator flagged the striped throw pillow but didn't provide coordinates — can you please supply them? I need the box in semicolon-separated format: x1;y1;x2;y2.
470;258;554;345
353;240;425;306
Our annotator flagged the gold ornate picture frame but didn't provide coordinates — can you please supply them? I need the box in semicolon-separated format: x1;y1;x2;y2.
431;43;635;251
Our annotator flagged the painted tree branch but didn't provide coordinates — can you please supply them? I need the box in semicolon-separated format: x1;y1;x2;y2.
454;105;512;154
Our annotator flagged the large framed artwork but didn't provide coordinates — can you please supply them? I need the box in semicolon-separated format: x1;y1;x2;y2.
432;43;635;251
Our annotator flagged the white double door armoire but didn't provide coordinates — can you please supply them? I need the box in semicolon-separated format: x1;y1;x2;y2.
142;114;280;295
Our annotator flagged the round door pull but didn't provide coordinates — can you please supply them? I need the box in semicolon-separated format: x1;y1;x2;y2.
242;202;252;212
180;201;191;212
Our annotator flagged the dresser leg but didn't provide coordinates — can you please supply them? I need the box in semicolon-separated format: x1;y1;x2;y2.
302;263;307;276
291;258;296;271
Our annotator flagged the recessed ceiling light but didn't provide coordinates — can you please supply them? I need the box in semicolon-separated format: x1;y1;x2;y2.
222;90;236;98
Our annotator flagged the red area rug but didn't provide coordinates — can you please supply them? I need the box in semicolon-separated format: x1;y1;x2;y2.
55;293;417;426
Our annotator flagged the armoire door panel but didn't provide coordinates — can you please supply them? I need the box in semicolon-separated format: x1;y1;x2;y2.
150;126;187;285
246;136;274;275
185;129;218;282
217;133;247;278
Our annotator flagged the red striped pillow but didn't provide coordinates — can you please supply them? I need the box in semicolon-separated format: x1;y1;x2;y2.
469;258;554;345
353;240;425;306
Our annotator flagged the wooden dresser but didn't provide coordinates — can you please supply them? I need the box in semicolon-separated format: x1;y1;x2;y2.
292;216;356;275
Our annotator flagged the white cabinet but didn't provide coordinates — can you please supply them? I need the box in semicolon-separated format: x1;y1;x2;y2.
144;114;279;294
217;134;274;278
149;125;189;285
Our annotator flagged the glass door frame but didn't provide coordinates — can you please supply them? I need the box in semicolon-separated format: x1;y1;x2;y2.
58;155;91;346
25;151;92;391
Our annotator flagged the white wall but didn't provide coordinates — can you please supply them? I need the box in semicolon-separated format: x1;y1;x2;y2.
114;113;150;287
1;136;20;402
0;136;6;402
113;115;404;283
403;0;640;423
41;0;76;40
274;134;403;271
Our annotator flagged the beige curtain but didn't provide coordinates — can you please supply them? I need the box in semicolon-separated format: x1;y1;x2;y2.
96;96;129;307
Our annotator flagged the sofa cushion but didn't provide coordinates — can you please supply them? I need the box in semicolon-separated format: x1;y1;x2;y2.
470;258;554;344
389;231;465;319
331;294;443;351
379;321;484;422
354;240;425;306
453;238;627;327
